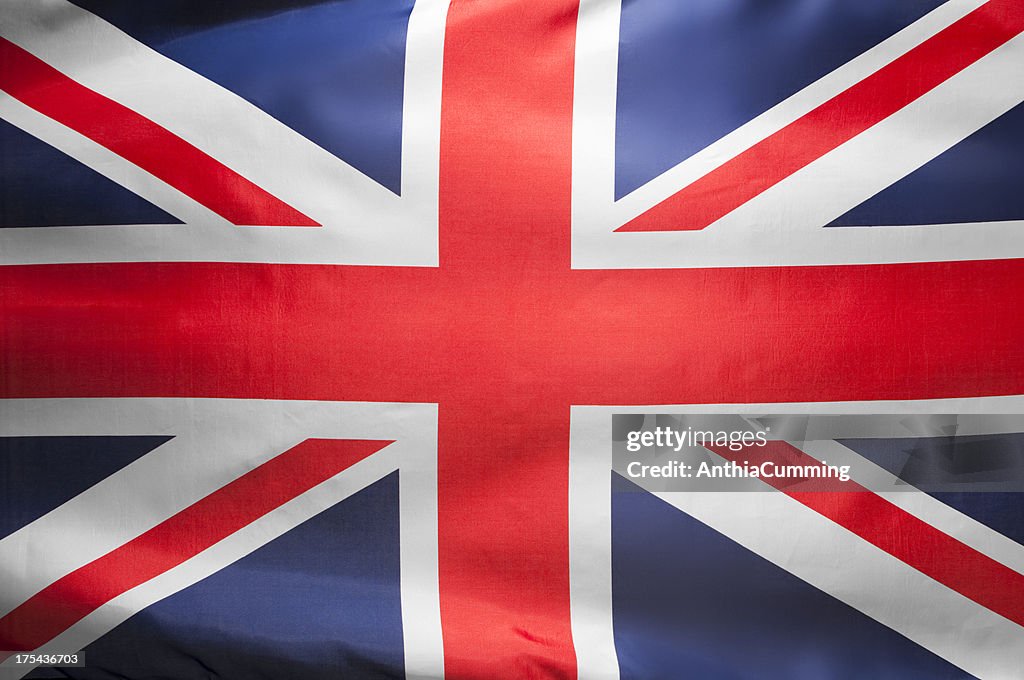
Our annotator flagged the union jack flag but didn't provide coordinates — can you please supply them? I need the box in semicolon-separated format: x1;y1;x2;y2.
1;1;1023;678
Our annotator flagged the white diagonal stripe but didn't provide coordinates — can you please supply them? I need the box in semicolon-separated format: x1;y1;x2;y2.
797;438;1024;577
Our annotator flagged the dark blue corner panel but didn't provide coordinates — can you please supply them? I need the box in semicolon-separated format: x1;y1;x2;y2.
614;0;945;199
74;0;415;194
610;473;968;679
0;120;179;227
64;472;405;679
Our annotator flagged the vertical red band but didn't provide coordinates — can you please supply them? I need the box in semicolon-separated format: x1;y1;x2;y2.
437;0;580;677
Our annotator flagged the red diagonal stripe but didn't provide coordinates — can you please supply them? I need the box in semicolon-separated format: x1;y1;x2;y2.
0;37;319;227
710;441;1024;628
0;437;390;654
620;0;1024;232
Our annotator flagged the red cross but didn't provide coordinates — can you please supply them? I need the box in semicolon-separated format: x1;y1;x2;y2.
3;1;1024;678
